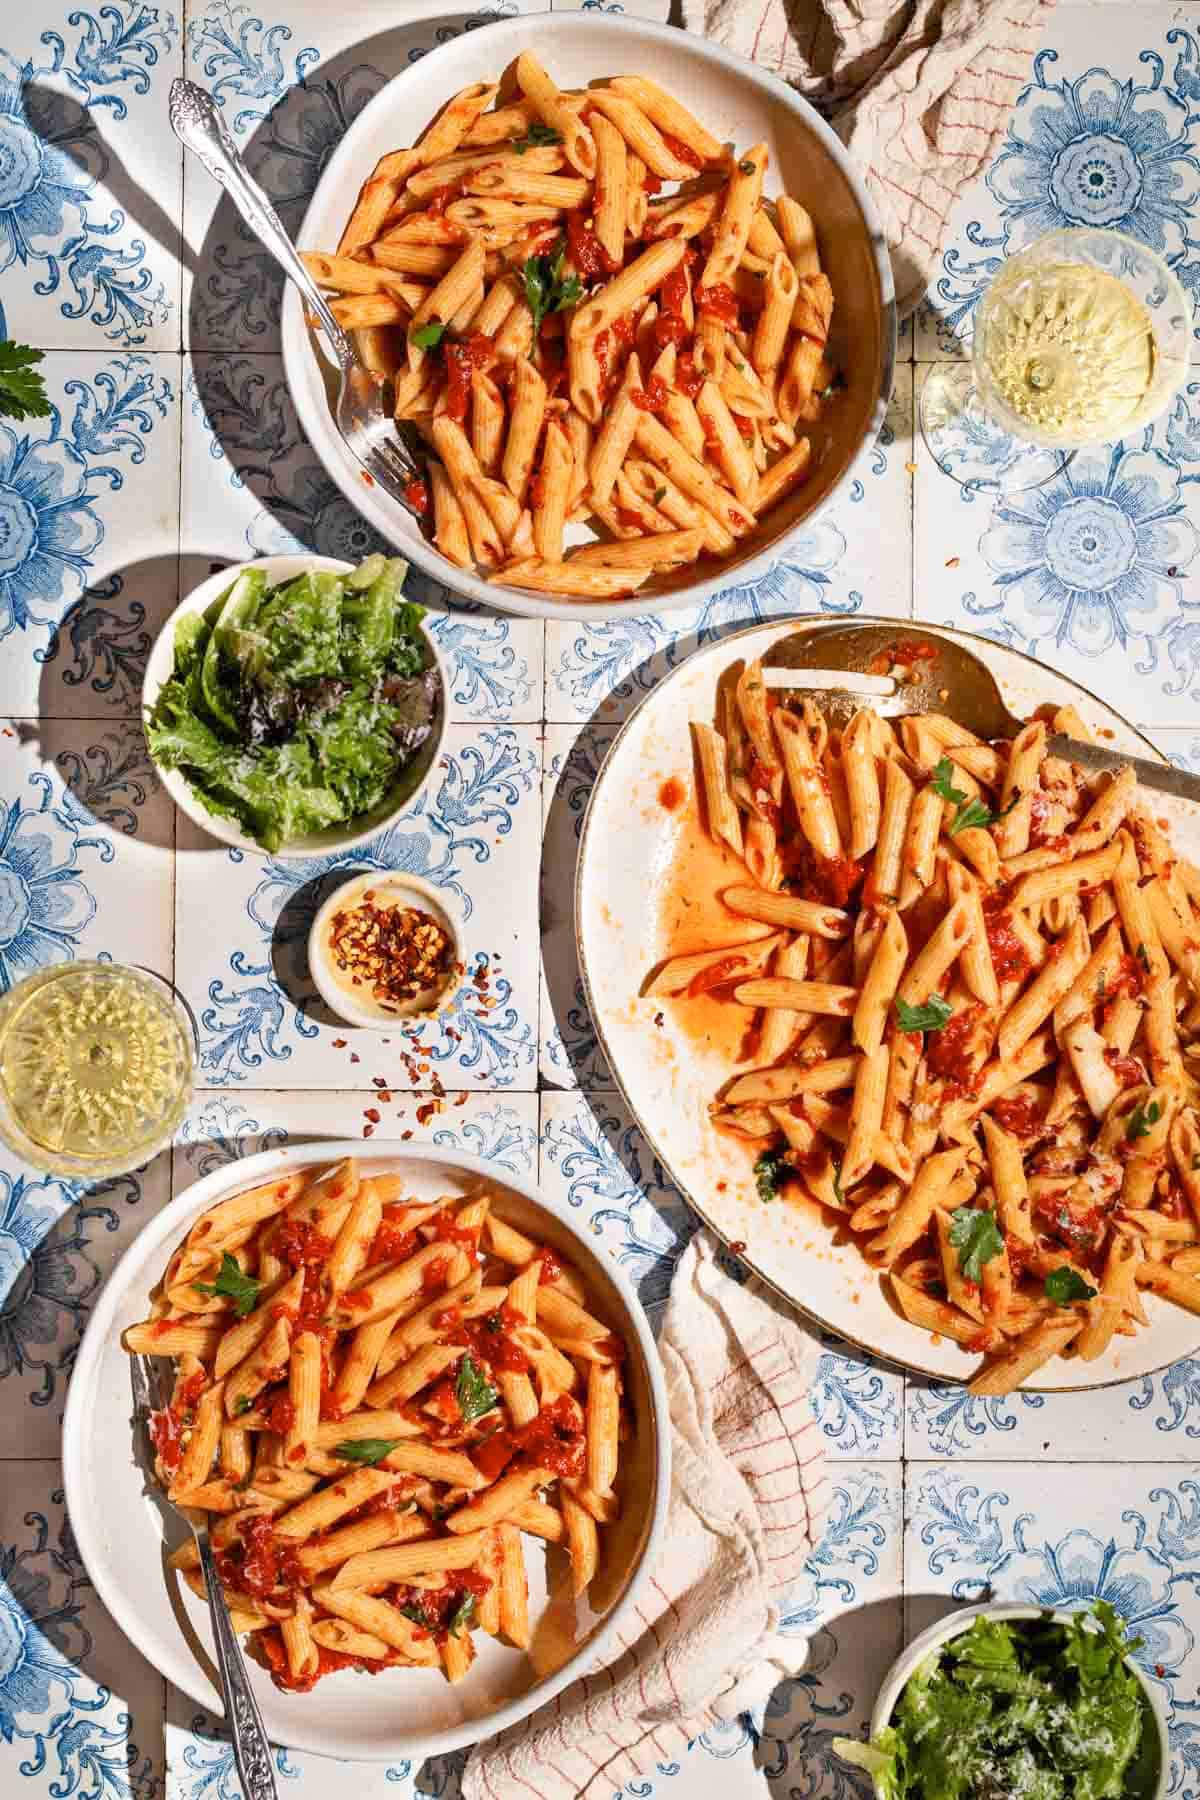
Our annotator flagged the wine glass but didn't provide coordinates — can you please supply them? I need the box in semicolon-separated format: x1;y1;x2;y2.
920;227;1191;496
0;962;197;1178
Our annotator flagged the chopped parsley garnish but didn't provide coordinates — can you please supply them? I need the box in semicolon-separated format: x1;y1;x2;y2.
831;1161;845;1207
455;1352;499;1425
1126;1098;1161;1141
928;757;1017;834
398;1600;429;1627
754;1147;787;1202
1044;1266;1098;1304
737;158;757;175
653;486;667;505
948;1206;1004;1284
448;1591;477;1636
0;341;50;421
192;1253;261;1317
512;122;561;154
411;319;446;349
333;1438;401;1465
234;1394;253;1418
1096;971;1107;1000
523;238;582;337
895;994;955;1034
1136;942;1151;968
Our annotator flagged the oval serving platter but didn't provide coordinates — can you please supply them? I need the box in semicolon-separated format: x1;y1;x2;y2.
575;616;1200;1389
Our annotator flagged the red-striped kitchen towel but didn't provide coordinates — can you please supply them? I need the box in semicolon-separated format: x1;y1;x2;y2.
463;1230;828;1800
680;0;1056;316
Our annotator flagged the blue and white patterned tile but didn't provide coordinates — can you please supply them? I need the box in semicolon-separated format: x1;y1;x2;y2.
0;717;174;988
182;352;543;723
903;1461;1200;1792
540;720;615;1091
0;352;180;718
537;1089;903;1458
0;1462;165;1800
0;1150;170;1456
173;722;540;1091
0;1;182;351
915;6;1200;359
756;1463;903;1797
544;371;915;724
173;1086;539;1183
912;361;1200;724
180;0;539;353
906;1368;1200;1462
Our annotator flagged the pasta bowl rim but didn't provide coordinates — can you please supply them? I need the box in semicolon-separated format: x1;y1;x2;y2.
279;11;897;622
141;554;449;859
868;1603;1169;1800
61;1139;671;1763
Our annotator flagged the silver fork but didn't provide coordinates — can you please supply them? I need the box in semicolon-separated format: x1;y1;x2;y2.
168;78;425;519
131;1351;278;1800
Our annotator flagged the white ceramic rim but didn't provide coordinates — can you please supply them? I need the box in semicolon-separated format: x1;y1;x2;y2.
61;1140;672;1763
574;613;1200;1390
141;555;449;859
280;11;897;624
868;1603;1169;1800
307;867;464;1029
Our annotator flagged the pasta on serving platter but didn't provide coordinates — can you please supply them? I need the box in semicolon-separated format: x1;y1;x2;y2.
124;1160;628;1690
646;642;1200;1393
303;55;836;598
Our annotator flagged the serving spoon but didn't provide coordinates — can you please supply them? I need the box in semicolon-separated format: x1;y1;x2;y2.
130;1351;278;1800
758;619;1200;804
168;78;425;523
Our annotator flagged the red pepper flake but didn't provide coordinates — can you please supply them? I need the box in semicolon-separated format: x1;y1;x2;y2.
332;1038;347;1048
363;1124;376;1138
349;1052;360;1064
729;1239;747;1256
364;1107;381;1124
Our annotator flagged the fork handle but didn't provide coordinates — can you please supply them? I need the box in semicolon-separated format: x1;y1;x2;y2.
196;1532;279;1800
169;78;353;370
1046;733;1200;806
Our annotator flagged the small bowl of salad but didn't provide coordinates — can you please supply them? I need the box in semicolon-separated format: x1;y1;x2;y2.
143;554;446;857
836;1601;1168;1800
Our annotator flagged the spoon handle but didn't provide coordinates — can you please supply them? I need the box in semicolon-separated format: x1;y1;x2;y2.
196;1530;279;1800
168;78;353;370
1046;733;1200;807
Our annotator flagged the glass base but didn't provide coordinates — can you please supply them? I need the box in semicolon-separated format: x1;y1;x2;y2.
920;364;1074;496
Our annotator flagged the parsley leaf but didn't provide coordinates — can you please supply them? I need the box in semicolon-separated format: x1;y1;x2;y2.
449;1591;477;1636
512;122;561;154
929;757;967;808
523;239;582;338
1044;1266;1098;1304
0;341;50;421
234;1394;253;1418
653;486;667;505
1136;942;1151;968
333;1437;400;1465
192;1252;261;1317
398;1600;430;1627
950;793;1018;836
754;1148;787;1202
948;1206;1005;1284
831;1161;845;1207
894;994;955;1034
1126;1098;1162;1142
737;158;757;175
455;1352;499;1425
411;320;446;349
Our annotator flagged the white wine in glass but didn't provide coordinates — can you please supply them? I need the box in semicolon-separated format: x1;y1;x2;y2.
0;962;196;1178
921;227;1191;494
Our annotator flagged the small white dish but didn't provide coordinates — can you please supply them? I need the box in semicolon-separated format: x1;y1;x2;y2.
282;12;896;622
61;1141;671;1765
142;555;447;859
867;1604;1168;1800
308;868;463;1029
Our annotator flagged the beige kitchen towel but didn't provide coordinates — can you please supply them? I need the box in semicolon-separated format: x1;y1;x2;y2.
463;1229;829;1800
680;0;1056;315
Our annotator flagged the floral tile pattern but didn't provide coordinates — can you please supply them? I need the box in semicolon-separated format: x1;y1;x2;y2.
173;723;540;1091
3;2;1200;1800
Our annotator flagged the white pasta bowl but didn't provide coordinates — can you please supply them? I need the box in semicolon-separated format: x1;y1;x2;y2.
61;1142;670;1764
142;555;448;858
281;12;896;622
